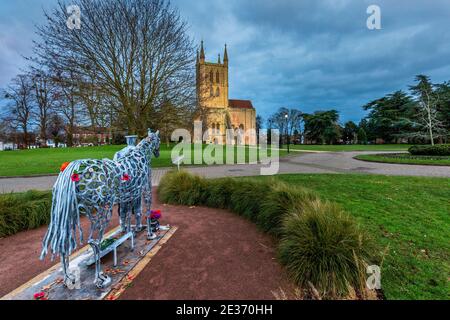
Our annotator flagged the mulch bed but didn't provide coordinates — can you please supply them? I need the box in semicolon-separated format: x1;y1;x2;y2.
0;189;295;300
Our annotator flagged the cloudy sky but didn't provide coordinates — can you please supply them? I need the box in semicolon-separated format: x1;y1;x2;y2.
1;0;450;124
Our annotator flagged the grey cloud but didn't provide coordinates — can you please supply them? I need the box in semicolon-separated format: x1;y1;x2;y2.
1;0;450;124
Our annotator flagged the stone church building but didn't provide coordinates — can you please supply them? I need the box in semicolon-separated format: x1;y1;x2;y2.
196;41;256;145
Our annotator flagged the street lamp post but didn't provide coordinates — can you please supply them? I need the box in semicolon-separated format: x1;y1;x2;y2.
285;113;290;153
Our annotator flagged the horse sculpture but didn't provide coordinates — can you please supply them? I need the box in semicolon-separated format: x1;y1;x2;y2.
40;130;160;288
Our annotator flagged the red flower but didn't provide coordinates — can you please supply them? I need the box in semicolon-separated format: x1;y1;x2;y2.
33;292;46;300
71;173;80;182
150;209;161;220
121;174;130;181
60;162;70;172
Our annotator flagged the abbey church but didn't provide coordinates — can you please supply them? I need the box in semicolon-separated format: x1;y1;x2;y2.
196;41;256;145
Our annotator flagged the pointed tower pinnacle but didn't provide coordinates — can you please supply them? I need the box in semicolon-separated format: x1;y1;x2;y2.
196;49;199;64
223;43;228;65
200;40;205;62
218;53;221;64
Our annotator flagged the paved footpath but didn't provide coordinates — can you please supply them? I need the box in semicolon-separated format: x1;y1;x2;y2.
1;151;449;193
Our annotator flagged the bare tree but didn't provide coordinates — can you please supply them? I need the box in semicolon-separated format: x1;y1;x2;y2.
408;75;447;145
33;0;195;136
3;74;35;148
0;120;9;142
47;113;66;147
52;69;82;147
29;70;55;146
286;108;303;138
75;65;113;137
267;107;303;147
157;97;187;146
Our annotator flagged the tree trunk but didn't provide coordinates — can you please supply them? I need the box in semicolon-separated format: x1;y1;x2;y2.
40;126;47;147
66;124;74;147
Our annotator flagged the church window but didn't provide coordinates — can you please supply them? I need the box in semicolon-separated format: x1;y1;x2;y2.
210;86;214;97
210;71;214;84
216;71;220;83
216;87;220;96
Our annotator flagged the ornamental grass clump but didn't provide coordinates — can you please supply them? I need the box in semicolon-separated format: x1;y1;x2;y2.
157;170;208;206
257;181;319;237
204;178;239;209
228;178;270;221
0;190;52;237
278;200;376;298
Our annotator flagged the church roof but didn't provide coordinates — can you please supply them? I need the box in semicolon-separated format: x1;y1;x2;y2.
229;99;254;109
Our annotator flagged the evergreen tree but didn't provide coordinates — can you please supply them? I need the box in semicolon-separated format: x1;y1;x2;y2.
357;127;368;145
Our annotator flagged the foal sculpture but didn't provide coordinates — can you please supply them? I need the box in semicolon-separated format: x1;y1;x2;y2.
40;130;160;288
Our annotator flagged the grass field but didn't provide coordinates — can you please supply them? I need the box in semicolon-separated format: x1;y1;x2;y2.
262;174;450;300
0;144;285;177
355;153;450;166
283;144;412;152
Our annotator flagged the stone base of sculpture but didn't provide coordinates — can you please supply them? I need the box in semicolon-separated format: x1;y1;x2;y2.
1;225;175;300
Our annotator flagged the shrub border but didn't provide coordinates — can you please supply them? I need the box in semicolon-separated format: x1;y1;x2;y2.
157;170;379;299
354;154;450;166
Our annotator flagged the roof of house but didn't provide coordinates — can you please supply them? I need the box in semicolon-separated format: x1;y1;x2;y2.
228;99;254;109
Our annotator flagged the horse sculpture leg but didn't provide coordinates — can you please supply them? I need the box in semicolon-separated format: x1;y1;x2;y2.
126;202;132;233
143;187;156;240
87;206;113;289
133;197;143;232
119;202;131;233
88;239;111;288
61;253;77;288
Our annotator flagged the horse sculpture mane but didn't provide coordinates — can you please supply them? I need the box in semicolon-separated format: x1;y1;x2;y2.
40;129;160;288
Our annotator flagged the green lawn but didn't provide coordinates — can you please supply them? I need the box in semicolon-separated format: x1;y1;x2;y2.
283;144;413;152
0;144;285;177
261;174;450;300
355;153;450;166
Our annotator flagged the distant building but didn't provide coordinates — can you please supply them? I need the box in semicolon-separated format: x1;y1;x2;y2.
196;41;256;145
46;139;67;148
73;126;112;146
0;141;17;151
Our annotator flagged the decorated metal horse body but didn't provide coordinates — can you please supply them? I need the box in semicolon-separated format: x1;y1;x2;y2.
40;130;160;288
114;135;138;161
113;135;147;235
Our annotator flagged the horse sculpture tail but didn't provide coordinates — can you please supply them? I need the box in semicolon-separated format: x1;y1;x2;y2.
40;161;83;260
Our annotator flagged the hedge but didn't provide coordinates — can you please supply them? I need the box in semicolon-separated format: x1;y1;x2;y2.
408;144;450;156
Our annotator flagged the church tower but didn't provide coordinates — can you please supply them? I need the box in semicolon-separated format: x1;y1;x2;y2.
196;41;256;145
196;41;229;110
196;42;229;143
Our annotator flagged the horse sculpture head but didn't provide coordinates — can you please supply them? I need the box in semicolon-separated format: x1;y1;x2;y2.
147;129;160;158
